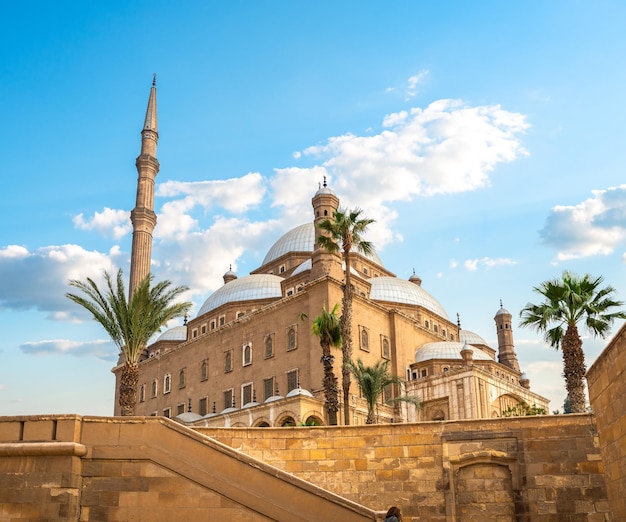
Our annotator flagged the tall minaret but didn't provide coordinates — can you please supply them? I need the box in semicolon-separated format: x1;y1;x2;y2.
494;301;521;372
129;76;159;298
310;177;341;280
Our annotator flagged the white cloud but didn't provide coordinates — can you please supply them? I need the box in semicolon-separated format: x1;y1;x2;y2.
463;257;517;271
1;98;530;330
0;244;122;317
19;339;117;361
73;208;131;239
540;184;626;261
156;173;265;214
406;70;429;100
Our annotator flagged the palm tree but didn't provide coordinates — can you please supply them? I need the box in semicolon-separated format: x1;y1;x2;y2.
520;271;625;413
66;269;192;416
311;304;342;425
348;358;419;424
318;208;374;425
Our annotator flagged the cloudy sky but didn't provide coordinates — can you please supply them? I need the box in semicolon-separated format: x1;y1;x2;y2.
1;1;625;416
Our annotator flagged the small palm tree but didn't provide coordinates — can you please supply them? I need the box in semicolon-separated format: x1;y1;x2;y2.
520;271;625;413
311;304;342;425
318;208;374;425
348;358;419;424
66;269;192;415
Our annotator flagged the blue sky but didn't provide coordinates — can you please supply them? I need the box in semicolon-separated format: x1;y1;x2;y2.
1;1;625;416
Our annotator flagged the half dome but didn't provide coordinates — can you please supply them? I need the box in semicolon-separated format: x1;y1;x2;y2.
415;342;493;363
459;329;488;346
150;325;187;346
368;276;448;319
197;274;283;317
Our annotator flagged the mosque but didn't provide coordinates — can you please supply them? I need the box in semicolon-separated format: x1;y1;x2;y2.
112;80;549;425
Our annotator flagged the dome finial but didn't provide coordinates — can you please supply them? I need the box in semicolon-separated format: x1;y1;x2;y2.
183;314;188;326
323;175;327;188
457;312;461;328
500;298;503;308
152;73;157;87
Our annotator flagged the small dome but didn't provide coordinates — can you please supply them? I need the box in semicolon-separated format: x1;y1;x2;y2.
415;342;493;363
459;330;488;346
292;259;312;276
151;325;187;345
197;274;283;316
495;305;511;317
175;412;203;423
286;387;314;398
264;394;284;404
242;400;260;409
314;184;337;197
368;277;448;319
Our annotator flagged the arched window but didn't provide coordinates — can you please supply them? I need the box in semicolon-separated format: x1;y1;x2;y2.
265;335;274;358
287;327;297;351
152;379;158;397
243;344;252;366
201;360;208;381
425;320;430;329
140;384;146;402
163;374;171;394
224;351;233;372
360;328;369;351
179;368;186;388
382;338;390;359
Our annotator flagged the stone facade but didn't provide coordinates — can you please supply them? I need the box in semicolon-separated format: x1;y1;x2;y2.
587;322;626;520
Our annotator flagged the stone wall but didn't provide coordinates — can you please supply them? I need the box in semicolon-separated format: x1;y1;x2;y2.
587;323;626;520
199;415;611;521
0;414;614;521
0;416;379;522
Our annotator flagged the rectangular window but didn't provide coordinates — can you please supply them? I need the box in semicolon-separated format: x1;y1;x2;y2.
201;324;207;334
210;320;216;330
263;377;275;401
224;389;233;410
199;397;208;416
287;369;298;393
163;408;171;418
192;328;198;338
177;403;185;415
242;383;253;406
219;316;225;326
383;384;392;404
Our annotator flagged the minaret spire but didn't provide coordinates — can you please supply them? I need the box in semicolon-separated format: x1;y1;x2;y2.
129;78;160;298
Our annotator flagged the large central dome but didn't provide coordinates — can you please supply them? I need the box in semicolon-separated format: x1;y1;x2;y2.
262;222;384;267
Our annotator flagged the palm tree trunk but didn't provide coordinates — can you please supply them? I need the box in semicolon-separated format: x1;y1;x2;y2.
119;361;139;416
562;324;587;413
321;348;339;425
341;255;354;425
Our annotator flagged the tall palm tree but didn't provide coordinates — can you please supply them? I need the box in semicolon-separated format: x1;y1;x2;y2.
520;271;625;413
66;269;191;416
348;358;419;424
311;304;342;425
318;208;374;425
